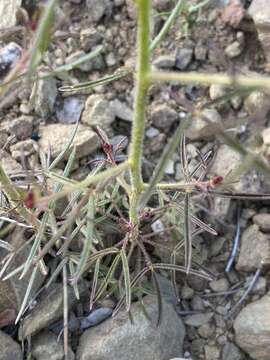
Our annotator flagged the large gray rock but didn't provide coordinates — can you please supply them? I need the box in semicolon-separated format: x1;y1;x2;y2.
253;213;270;232
236;224;270;272
0;229;45;318
77;295;185;360
248;0;270;63
0;331;22;360
222;342;244;360
32;330;74;360
19;282;87;339
234;293;270;360
0;0;22;29
38;123;99;161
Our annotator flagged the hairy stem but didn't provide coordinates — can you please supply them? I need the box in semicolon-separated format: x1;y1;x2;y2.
129;0;151;223
149;70;270;90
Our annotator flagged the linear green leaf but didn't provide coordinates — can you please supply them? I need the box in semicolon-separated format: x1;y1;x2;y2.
48;120;79;170
90;258;100;310
184;192;192;274
15;265;38;324
28;0;58;74
120;249;131;312
94;253;121;303
45;257;68;289
71;195;95;283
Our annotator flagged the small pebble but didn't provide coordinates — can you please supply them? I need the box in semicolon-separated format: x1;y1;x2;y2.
225;41;242;58
175;48;193;70
0;42;21;75
80;307;113;330
56;97;84;124
209;278;229;293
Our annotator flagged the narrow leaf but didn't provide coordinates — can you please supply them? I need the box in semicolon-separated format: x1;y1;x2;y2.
174;203;217;235
72;195;95;282
49;120;79;170
184;192;192;274
15;265;38;324
94;254;121;303
180;135;190;181
28;0;58;74
90;258;100;310
140;119;190;209
120;249;131;312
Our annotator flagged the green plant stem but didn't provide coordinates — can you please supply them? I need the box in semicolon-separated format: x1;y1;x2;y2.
150;181;195;191
150;0;185;52
37;161;130;205
129;0;151;223
149;71;270;90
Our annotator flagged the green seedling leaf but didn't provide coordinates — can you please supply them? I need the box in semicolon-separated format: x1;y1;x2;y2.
48;120;79;170
45;257;68;289
68;260;80;300
15;265;38;324
72;195;95;283
183;192;192;274
20;213;49;279
90;258;100;310
28;0;59;75
120;249;131;312
59;67;132;92
94;253;121;303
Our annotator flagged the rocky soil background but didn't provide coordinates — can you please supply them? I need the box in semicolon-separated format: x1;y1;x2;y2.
1;0;270;359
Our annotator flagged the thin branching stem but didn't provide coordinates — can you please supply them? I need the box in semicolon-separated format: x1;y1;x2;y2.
149;70;270;90
37;161;130;205
129;0;151;223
